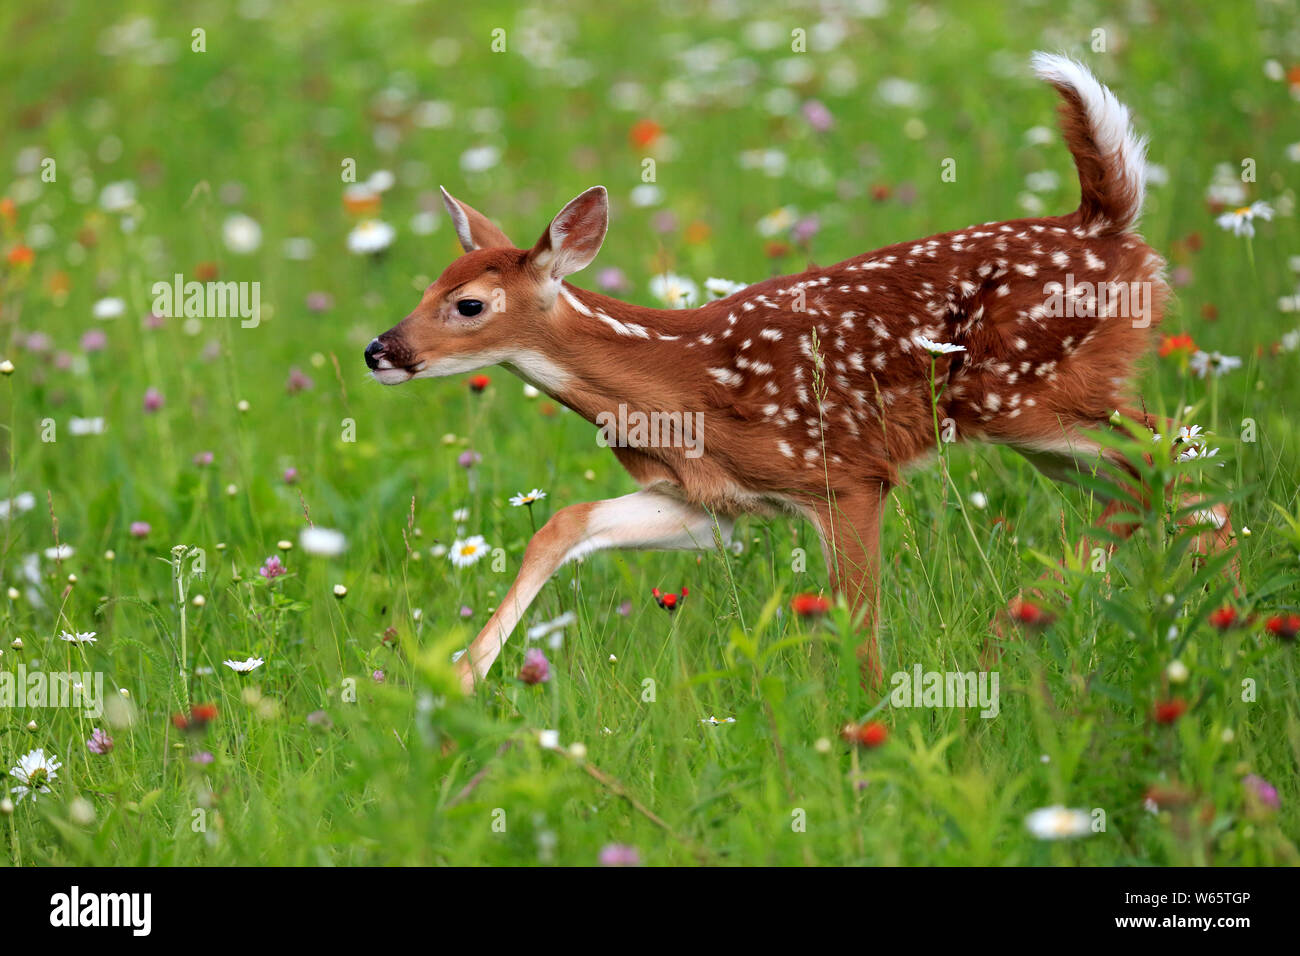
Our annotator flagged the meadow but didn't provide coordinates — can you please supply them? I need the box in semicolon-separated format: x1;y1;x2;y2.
0;0;1297;866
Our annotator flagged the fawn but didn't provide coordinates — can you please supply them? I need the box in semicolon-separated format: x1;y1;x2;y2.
366;53;1229;693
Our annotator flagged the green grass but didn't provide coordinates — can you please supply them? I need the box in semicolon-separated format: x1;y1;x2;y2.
0;0;1297;865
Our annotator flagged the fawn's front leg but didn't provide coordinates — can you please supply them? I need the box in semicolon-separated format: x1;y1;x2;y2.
804;483;889;686
455;488;730;693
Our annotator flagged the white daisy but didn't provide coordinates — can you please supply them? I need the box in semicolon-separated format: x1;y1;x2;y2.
526;611;576;642
509;489;547;507
299;526;347;557
366;169;396;193
756;205;798;237
448;535;490;568
68;417;106;436
44;544;75;560
704;277;749;300
0;491;36;520
459;145;501;173
1189;350;1242;378
1024;805;1092;840
60;630;97;645
1178;443;1222;463
915;335;966;357
649;273;699;309
347;219;396;255
223;656;265;673
92;297;126;320
629;183;662;207
222;213;262;254
99;181;137;212
9;748;61;802
452;507;470;523
1215;200;1273;238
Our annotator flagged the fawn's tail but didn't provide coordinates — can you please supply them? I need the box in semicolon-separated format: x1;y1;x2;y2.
1032;52;1149;235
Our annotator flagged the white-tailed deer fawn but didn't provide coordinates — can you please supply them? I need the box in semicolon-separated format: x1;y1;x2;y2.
366;53;1229;694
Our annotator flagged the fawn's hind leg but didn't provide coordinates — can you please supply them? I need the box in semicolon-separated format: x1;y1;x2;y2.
802;482;889;688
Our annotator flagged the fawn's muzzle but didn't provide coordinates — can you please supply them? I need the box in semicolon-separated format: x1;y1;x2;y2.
364;338;386;370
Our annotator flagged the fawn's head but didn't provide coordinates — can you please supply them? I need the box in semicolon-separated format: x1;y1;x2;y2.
365;185;608;384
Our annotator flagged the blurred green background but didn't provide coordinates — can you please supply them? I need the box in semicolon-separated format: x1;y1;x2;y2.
0;0;1296;865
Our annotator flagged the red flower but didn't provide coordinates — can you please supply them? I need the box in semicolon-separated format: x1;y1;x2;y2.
6;244;34;266
842;721;888;748
629;119;661;149
791;593;831;617
171;702;219;732
652;586;687;612
467;374;491;393
1265;614;1300;641
1158;332;1197;358
1208;605;1238;630
1153;698;1188;725
1007;595;1050;627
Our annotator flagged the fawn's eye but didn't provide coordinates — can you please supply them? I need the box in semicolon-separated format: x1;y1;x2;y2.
456;299;484;317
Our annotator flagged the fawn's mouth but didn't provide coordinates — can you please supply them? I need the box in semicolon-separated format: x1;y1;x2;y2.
370;365;414;384
371;360;429;385
365;337;425;384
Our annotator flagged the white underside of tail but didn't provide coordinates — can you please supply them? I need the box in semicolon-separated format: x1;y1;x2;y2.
1031;52;1149;230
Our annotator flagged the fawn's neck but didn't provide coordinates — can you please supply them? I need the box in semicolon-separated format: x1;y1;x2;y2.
510;283;710;424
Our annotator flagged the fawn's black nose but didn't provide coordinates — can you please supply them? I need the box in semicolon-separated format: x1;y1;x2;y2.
364;338;386;370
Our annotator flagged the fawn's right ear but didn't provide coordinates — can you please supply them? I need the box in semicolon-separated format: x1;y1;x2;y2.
528;186;609;281
440;186;515;251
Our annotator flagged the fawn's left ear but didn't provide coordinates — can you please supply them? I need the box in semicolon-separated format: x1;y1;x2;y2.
528;186;608;281
440;186;515;251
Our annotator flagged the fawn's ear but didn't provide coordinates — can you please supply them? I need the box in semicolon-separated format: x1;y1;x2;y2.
528;186;608;281
440;186;514;251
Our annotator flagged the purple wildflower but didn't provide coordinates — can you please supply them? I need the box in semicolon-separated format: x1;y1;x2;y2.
259;555;287;580
519;648;551;685
598;844;641;867
801;98;834;132
86;728;114;755
143;387;164;412
1243;774;1280;811
286;366;315;393
597;267;630;292
305;291;334;313
80;329;107;352
129;521;151;538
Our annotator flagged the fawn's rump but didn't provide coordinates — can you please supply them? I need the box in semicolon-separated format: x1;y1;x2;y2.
941;217;1168;470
